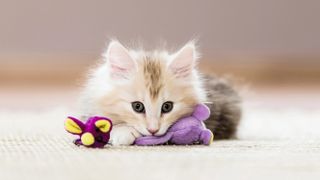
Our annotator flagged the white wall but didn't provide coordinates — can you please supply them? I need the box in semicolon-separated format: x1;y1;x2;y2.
0;0;319;58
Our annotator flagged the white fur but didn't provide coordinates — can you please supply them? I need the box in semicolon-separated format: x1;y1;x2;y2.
109;124;141;146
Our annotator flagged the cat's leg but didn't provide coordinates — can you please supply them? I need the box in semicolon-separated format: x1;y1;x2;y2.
110;124;141;146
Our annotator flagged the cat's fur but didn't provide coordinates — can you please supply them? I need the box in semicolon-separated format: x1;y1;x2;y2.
203;75;241;139
79;40;241;145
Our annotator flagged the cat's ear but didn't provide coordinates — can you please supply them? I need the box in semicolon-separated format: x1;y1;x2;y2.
168;42;198;78
103;41;137;79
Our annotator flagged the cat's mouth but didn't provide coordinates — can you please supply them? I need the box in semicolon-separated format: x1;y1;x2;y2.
154;123;173;136
136;124;170;137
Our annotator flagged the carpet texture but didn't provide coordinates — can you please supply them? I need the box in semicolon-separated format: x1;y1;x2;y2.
1;103;320;180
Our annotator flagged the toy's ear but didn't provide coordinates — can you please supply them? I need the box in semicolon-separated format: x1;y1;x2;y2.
192;104;210;121
95;120;112;133
65;117;85;135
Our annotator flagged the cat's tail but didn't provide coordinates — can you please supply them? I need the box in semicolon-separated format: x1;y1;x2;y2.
202;74;242;139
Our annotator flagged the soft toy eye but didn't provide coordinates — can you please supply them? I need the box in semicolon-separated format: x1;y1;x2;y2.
161;101;173;113
132;101;145;113
96;136;103;142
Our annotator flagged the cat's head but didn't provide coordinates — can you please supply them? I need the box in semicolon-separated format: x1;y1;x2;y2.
96;40;206;136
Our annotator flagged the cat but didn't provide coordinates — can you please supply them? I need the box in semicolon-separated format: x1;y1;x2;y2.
78;40;241;145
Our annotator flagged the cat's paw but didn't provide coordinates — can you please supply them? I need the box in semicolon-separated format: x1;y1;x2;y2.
110;125;141;146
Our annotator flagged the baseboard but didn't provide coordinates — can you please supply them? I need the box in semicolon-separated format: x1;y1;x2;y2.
1;55;319;87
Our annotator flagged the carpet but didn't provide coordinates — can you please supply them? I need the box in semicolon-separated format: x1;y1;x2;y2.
1;101;320;180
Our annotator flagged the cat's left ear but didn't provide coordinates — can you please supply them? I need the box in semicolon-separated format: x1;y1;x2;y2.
169;42;198;78
103;41;137;79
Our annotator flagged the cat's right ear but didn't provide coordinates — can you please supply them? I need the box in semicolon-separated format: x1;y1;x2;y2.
103;41;137;79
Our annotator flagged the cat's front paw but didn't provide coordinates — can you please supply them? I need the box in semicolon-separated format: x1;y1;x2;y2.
110;125;141;146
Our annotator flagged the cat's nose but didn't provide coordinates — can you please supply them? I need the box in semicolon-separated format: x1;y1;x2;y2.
147;128;159;135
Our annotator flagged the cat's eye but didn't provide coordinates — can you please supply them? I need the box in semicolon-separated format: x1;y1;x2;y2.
161;101;173;113
132;101;145;113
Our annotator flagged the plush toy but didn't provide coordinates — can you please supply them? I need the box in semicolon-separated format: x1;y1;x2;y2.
134;104;214;146
64;116;112;148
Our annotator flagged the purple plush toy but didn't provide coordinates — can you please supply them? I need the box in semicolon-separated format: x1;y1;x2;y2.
134;104;214;146
64;116;112;148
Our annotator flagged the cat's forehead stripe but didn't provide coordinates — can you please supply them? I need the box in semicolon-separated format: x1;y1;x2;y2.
143;57;163;100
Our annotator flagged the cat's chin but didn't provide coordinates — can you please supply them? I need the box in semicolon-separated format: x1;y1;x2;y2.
134;126;168;137
153;132;166;137
141;132;166;137
134;126;152;136
152;124;171;136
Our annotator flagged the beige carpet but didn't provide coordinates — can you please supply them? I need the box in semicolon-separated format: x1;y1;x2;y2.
0;108;320;180
1;102;320;180
1;136;320;180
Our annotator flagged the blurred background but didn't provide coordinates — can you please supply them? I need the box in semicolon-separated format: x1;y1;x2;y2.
1;0;319;111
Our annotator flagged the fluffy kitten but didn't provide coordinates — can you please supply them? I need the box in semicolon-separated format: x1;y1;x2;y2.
79;40;241;145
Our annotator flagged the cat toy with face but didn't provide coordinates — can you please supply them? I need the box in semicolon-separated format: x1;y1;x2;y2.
65;116;112;148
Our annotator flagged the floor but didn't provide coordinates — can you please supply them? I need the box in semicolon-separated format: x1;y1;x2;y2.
1;85;320;179
1;137;320;180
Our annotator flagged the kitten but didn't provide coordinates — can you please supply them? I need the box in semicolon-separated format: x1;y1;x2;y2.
79;40;241;145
